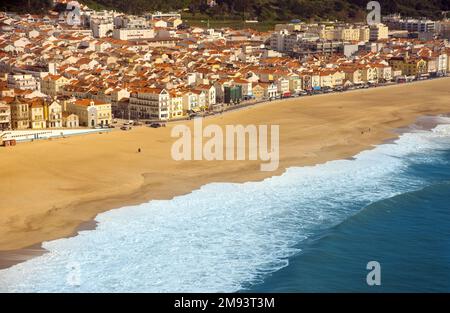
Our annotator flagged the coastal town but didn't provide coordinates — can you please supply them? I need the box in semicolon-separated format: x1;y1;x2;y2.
0;0;450;145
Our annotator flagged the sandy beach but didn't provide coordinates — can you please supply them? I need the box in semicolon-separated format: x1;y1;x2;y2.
0;78;449;259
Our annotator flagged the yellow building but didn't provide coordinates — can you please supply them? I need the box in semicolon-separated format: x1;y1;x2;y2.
341;67;364;84
319;25;370;42
369;24;389;41
361;66;379;83
359;27;370;42
338;27;362;41
41;74;70;97
169;91;184;119
28;99;46;129
67;99;112;128
389;56;427;76
252;83;265;101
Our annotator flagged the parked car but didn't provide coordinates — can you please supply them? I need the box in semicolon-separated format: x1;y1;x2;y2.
120;126;132;131
149;123;162;128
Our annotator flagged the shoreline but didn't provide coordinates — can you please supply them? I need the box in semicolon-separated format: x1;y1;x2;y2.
1;78;450;270
2;113;449;271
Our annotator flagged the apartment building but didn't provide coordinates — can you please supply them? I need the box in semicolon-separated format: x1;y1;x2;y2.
0;102;11;130
29;99;46;129
168;91;184;119
112;28;155;41
293;40;344;57
385;16;436;33
10;98;30;129
129;88;169;121
91;21;114;38
45;100;63;128
194;85;216;108
7;74;39;91
41;74;70;97
319;25;370;42
369;24;389;41
389;56;428;77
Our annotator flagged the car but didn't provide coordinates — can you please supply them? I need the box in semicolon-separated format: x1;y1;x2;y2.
120;126;131;131
149;123;162;128
109;125;115;128
133;121;143;126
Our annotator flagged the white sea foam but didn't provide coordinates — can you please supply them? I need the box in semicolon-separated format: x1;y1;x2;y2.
1;124;450;292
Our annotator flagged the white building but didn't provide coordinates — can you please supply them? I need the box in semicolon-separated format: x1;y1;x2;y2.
129;88;169;120
91;21;114;38
112;28;155;41
7;74;39;91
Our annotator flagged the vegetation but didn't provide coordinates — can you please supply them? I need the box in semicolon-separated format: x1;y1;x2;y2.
2;0;449;21
80;0;450;20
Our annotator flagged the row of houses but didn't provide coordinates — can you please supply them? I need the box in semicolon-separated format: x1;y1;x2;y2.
1;9;449;128
0;88;111;130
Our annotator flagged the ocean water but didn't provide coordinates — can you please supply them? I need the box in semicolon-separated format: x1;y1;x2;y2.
1;120;450;292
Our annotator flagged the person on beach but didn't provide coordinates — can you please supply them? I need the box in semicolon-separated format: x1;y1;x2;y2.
138;148;141;153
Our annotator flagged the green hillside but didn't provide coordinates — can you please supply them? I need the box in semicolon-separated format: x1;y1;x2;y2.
1;0;449;21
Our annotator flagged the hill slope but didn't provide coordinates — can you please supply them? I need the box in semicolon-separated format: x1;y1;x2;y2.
2;0;449;20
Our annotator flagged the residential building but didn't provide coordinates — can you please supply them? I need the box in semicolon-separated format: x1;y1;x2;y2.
0;102;11;130
194;85;216;108
182;91;199;113
276;78;290;97
29;100;46;129
45;100;63;128
91;21;114;38
129;88;169;120
10;98;30;129
169;91;184;119
112;28;155;41
7;74;39;91
63;113;80;128
389;56;428;77
252;83;265;101
369;24;389;41
41;74;70;96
